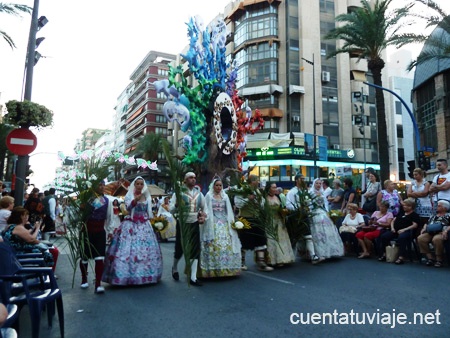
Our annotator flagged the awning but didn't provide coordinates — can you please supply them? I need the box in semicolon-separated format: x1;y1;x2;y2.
292;132;305;146
289;84;305;95
270;84;283;94
351;70;367;82
127;106;144;123
259;108;283;118
246;139;290;149
240;85;271;96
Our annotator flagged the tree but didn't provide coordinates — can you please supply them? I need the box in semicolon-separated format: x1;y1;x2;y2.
0;2;32;48
325;0;416;182
135;132;165;184
406;0;450;71
0;123;14;180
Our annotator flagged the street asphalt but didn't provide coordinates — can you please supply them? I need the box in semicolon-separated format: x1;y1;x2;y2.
17;236;450;338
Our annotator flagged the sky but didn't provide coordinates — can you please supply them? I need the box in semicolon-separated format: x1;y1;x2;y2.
1;0;450;190
0;0;232;189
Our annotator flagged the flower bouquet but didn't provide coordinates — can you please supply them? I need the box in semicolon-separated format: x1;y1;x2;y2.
329;210;344;225
150;215;168;232
231;217;251;230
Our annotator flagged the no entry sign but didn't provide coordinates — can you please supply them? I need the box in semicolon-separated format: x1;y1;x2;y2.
6;128;37;156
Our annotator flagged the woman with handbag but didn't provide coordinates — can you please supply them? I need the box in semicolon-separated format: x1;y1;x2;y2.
362;173;380;216
339;203;365;255
416;199;450;267
378;198;420;265
356;201;393;259
407;168;432;226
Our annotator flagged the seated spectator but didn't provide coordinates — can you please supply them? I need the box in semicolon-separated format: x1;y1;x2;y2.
0;196;14;234
378;198;420;265
377;180;403;217
339;203;365;255
417;199;450;268
3;207;58;270
357;200;394;259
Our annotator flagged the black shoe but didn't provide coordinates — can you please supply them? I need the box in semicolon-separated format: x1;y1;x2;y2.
190;279;203;286
172;268;179;281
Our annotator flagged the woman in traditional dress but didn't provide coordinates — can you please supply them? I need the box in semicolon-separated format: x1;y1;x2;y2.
157;196;177;240
308;178;344;263
103;177;162;285
200;178;241;277
264;182;295;267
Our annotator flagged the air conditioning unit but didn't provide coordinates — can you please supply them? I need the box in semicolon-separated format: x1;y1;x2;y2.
321;71;330;82
333;144;340;150
292;116;300;122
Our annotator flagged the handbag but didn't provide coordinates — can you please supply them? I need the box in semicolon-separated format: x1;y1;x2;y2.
339;225;357;234
386;244;399;263
362;197;377;213
426;222;443;233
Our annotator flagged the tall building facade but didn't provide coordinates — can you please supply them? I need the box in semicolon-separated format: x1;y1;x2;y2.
222;0;388;182
386;49;415;182
121;50;176;182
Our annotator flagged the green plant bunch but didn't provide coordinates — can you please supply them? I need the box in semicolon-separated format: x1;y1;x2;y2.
226;180;279;245
285;188;321;247
162;141;199;286
62;157;111;287
4;100;53;129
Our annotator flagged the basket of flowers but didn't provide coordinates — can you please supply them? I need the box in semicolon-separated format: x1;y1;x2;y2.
231;217;252;230
150;215;168;232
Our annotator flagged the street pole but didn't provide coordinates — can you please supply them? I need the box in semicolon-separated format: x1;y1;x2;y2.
361;87;367;205
312;54;317;178
14;0;40;206
302;54;317;178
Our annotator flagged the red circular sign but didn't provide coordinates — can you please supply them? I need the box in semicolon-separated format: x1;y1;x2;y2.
6;128;38;156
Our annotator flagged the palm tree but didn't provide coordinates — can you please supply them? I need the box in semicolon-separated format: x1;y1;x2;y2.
0;2;32;48
135;133;166;184
406;0;450;71
325;0;416;182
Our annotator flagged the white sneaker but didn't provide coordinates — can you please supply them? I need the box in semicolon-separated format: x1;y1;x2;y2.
241;264;248;271
80;282;89;289
95;286;105;294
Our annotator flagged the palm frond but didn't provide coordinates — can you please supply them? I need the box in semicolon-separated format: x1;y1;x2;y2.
0;3;32;16
0;30;15;48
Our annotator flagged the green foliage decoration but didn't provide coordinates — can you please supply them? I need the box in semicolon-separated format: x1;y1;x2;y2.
4;100;53;129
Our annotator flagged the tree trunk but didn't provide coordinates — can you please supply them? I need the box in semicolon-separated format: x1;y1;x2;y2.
368;58;390;183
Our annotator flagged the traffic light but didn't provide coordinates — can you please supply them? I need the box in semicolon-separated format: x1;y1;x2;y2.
407;160;416;179
417;151;426;170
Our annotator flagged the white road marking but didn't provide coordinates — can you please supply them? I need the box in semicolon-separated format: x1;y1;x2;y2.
245;270;295;285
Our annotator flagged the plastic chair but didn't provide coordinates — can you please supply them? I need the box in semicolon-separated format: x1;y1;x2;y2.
0;243;64;338
0;303;18;338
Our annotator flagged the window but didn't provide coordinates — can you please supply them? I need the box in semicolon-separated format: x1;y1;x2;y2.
235;14;278;47
395;101;402;115
155;115;166;123
237;60;278;88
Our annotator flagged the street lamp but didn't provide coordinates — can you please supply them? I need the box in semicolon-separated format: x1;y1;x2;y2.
301;54;318;178
14;0;47;207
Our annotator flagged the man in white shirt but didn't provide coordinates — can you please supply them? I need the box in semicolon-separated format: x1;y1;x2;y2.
170;172;206;286
430;159;450;205
286;173;321;263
